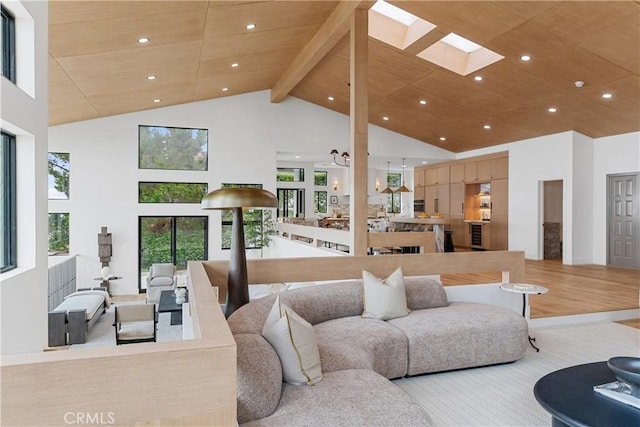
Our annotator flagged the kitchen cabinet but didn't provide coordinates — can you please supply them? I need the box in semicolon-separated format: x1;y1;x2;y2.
450;163;465;183
414;168;425;187
425;166;449;185
490;215;508;250
477;160;492;181
491;157;508;179
464;162;477;182
449;182;464;215
414;185;425;202
491;179;508;215
425;184;449;216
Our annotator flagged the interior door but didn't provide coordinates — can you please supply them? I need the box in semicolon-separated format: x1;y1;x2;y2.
608;173;640;269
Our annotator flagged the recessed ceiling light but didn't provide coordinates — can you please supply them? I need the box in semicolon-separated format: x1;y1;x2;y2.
245;23;256;30
419;99;427;105
483;124;491;129
521;55;531;61
328;96;335;101
147;75;156;80
602;93;613;99
231;62;239;68
439;137;446;141
137;37;150;44
383;116;389;121
153;99;161;103
548;107;557;113
222;87;229;92
474;76;483;81
421;161;428;164
294;155;300;159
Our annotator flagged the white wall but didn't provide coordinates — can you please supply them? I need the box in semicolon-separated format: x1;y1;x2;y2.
456;130;640;265
0;0;48;355
49;91;450;296
592;132;640;264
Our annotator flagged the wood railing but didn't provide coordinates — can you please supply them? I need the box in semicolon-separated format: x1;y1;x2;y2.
0;261;236;427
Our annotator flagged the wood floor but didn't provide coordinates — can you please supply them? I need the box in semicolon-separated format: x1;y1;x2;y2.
440;258;639;319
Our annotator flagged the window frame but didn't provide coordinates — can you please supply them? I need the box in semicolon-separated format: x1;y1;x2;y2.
314;171;328;186
220;183;264;250
1;5;16;83
138;125;208;171
48;213;70;256
276;167;305;182
138;181;208;204
1;130;17;272
314;191;328;214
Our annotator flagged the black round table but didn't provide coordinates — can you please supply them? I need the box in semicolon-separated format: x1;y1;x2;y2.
534;361;640;427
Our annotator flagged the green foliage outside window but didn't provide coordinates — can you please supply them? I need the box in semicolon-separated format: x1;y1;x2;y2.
221;183;274;250
387;193;401;214
387;173;401;187
314;171;328;186
48;152;70;199
314;191;327;213
49;213;69;255
139;125;208;170
139;182;208;203
276;168;304;182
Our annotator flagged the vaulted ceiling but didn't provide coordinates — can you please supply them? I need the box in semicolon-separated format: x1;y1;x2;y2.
49;1;640;153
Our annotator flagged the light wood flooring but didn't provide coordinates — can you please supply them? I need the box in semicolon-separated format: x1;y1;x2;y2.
440;258;639;323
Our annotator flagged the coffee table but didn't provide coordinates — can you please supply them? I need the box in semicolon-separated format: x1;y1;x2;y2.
158;289;188;325
534;361;640;426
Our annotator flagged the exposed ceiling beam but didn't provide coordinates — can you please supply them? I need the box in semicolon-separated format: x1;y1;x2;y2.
270;1;374;103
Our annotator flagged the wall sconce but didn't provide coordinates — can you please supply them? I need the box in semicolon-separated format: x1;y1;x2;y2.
333;181;339;191
375;180;380;192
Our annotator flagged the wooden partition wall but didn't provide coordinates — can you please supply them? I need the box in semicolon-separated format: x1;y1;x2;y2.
205;251;525;304
0;262;236;427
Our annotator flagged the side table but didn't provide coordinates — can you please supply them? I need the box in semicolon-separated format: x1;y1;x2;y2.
499;283;548;352
92;276;122;296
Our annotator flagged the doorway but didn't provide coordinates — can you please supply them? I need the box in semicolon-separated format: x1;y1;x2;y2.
138;216;208;293
541;180;563;260
608;173;640;269
277;188;305;218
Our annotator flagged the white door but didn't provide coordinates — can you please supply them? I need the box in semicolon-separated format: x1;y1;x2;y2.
608;173;640;269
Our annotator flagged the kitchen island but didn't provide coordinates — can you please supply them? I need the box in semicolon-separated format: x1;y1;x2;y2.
390;217;451;252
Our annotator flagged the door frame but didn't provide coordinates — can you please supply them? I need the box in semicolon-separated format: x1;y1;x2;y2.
138;215;209;293
538;179;565;261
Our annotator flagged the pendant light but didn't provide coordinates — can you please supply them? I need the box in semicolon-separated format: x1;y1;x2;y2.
396;158;411;193
380;161;394;194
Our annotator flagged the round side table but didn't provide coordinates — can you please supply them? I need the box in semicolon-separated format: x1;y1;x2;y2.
499;283;548;352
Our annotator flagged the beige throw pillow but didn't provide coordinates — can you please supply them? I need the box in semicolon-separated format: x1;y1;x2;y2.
262;296;323;385
362;267;410;320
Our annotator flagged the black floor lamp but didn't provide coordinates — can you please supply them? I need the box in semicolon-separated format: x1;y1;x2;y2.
201;187;278;318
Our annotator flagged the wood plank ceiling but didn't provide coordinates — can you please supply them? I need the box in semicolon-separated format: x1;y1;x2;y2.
49;1;640;153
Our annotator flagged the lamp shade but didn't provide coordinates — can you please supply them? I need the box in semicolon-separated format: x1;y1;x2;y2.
396;185;411;193
201;187;278;210
380;187;394;194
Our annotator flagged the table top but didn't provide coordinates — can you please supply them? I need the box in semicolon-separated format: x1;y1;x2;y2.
158;289;188;313
534;361;640;426
500;283;548;295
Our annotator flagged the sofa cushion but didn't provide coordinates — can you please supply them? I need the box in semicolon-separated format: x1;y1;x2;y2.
314;316;408;379
149;276;173;287
240;369;433;427
404;276;449;310
235;334;283;424
262;297;322;385
388;302;528;375
362;267;410;320
151;263;174;277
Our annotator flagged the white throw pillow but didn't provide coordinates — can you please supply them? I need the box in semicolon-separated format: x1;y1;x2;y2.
262;296;323;385
362;267;410;320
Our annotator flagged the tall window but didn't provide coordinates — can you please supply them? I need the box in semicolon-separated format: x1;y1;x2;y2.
221;183;264;250
48;213;69;255
387;172;401;213
277;188;305;218
1;131;17;272
138;125;208;171
1;6;16;82
48;153;70;199
314;191;327;214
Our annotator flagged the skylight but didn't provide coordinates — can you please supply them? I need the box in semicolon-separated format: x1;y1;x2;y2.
440;33;482;53
371;0;418;26
368;1;436;50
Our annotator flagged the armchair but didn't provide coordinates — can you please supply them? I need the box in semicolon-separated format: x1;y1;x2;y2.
146;263;176;303
114;303;157;345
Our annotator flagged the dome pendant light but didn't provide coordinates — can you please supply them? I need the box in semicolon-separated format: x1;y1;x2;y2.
396;158;411;193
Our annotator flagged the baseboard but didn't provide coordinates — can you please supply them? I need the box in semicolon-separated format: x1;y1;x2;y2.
529;308;640;328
